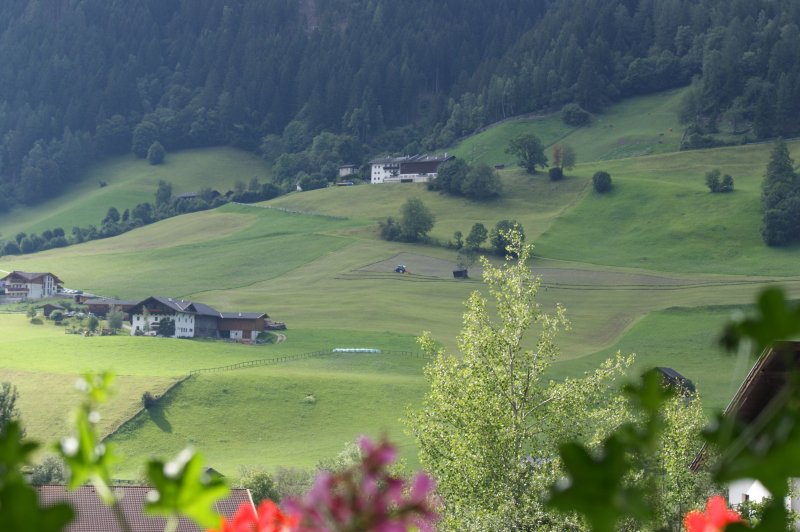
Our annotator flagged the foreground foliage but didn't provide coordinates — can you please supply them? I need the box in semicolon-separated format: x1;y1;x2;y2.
408;231;715;530
552;286;800;531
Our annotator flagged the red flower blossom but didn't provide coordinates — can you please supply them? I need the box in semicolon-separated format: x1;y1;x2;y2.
684;495;743;532
209;499;298;532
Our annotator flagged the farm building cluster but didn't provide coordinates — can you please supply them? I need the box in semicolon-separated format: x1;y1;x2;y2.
0;270;284;342
367;153;454;184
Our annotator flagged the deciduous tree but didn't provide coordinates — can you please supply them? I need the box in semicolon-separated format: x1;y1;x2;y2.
400;198;435;242
238;468;280;505
461;163;502;199
155;180;172;207
490;220;524;255
465;223;488;250
407;232;632;529
147;141;166;165
132;121;159;158
506;134;548;174
593;171;613;193
0;382;23;437
561;144;576;170
107;308;124;333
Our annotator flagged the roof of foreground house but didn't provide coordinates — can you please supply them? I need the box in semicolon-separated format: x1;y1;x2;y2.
690;341;800;471
1;270;63;284
37;485;252;532
720;341;800;424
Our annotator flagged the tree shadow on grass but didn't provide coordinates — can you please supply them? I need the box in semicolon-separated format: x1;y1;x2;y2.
146;403;172;433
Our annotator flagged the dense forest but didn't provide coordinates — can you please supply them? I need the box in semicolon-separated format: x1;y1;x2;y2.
0;0;799;211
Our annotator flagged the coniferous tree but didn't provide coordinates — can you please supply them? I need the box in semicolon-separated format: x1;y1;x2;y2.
761;139;800;246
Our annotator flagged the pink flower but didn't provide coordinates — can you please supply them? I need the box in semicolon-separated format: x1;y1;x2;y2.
684;495;743;532
285;437;439;532
209;500;298;532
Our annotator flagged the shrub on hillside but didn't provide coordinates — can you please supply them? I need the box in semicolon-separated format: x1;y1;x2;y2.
705;169;734;193
379;216;402;241
29;455;66;485
490;220;525;256
238;467;280;505
142;391;157;409
593;171;613;193
548;167;564;181
561;103;591;126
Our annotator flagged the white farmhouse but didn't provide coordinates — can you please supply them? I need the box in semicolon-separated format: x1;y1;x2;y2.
128;296;270;341
369;154;455;184
0;271;62;300
129;296;197;338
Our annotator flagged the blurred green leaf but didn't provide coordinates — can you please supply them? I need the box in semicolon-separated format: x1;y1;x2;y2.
145;449;229;528
719;287;800;354
549;370;672;530
0;421;74;531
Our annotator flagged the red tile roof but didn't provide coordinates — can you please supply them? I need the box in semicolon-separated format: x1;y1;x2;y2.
37;485;253;532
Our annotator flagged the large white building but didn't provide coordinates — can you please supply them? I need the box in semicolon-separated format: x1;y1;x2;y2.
369;154;455;184
128;296;270;341
0;271;62;300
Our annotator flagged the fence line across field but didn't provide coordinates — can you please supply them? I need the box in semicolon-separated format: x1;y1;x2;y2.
189;349;424;375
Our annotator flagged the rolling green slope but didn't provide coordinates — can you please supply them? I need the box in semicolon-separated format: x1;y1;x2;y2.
3;89;800;476
535;141;800;275
108;352;427;477
450;88;686;167
0;147;271;239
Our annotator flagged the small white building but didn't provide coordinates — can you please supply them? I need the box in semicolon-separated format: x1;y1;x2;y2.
369;154;455;184
0;271;62;300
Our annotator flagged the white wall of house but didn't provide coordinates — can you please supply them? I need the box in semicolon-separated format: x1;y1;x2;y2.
173;312;196;338
41;274;57;297
28;282;43;299
131;312;195;338
729;479;772;506
3;284;27;298
371;163;397;183
371;163;437;184
728;478;800;520
6;276;58;299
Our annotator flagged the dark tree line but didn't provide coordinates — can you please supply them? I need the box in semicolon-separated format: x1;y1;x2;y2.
435;0;800;147
0;0;543;212
0;0;799;213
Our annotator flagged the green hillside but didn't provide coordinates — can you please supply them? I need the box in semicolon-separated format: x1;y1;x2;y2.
0;147;271;239
535;141;800;275
450;89;686;167
109;352;427;477
3;89;800;478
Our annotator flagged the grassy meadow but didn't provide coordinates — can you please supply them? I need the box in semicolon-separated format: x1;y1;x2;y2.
108;352;428;477
450;88;686;167
0;147;271;239
2;88;800;477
